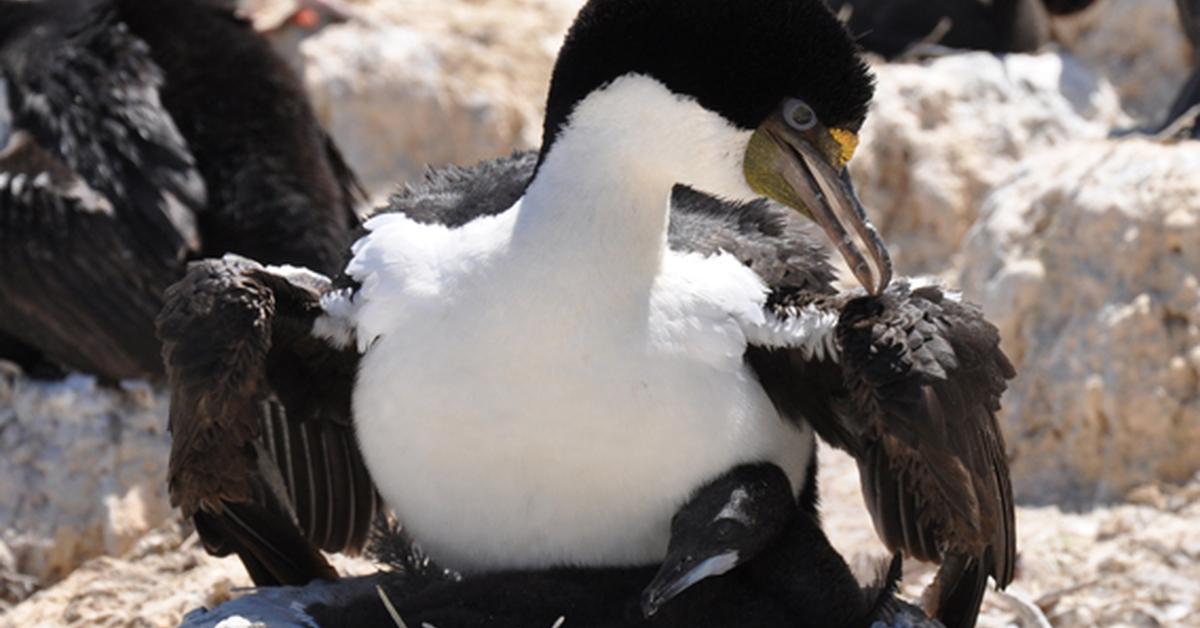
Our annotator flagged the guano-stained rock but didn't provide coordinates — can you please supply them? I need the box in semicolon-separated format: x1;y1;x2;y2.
1052;0;1193;125
851;52;1128;274
300;0;585;197
960;138;1200;503
0;371;172;594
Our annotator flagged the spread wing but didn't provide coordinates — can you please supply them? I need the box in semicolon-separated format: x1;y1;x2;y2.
157;255;377;585
745;281;1015;628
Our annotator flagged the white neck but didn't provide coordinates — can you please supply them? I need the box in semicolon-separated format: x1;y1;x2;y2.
513;74;757;284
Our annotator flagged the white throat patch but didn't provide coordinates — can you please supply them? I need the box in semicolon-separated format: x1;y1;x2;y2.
533;73;760;211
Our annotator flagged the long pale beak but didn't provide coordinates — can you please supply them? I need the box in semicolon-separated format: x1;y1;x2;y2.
745;117;892;294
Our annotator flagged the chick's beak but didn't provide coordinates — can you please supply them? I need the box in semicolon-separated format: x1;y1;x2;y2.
744;113;892;294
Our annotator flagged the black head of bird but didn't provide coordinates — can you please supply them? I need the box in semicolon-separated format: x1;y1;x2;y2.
640;463;796;617
535;0;893;293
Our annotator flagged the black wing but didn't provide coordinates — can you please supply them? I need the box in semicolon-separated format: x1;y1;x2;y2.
0;151;182;379
157;256;377;585
747;282;1015;628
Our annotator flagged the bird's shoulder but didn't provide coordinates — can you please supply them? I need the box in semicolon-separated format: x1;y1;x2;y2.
667;185;837;296
381;151;837;298
382;151;537;228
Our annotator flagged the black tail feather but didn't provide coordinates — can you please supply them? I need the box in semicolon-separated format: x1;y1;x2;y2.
925;550;991;628
194;503;337;587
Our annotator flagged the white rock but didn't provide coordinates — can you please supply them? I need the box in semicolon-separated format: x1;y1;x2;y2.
2;520;379;627
0;373;172;590
3;524;243;628
852;52;1128;274
1052;0;1192;124
960;137;1200;502
300;0;585;197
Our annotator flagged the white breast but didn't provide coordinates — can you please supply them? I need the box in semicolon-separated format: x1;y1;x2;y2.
341;208;813;573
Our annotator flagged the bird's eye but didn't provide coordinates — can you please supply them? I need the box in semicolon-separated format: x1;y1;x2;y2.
783;99;817;132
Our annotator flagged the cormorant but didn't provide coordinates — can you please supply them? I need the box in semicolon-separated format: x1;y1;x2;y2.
0;0;363;381
825;0;1099;60
159;1;1016;626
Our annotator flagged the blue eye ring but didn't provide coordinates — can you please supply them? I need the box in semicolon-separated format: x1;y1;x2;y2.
783;99;817;132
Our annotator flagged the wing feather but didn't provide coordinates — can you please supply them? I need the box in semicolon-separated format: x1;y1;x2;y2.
747;281;1015;628
157;255;378;585
0;163;180;379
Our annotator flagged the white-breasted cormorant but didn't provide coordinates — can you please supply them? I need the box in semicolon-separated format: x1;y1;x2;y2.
159;1;1015;626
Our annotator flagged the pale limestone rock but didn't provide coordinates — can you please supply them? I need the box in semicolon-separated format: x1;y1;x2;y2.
960;138;1200;502
0;372;172;591
851;52;1128;274
2;522;376;628
300;0;585;197
1053;0;1193;124
2;524;242;628
820;448;1200;628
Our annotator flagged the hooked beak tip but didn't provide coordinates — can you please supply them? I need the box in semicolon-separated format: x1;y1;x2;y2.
780;133;892;295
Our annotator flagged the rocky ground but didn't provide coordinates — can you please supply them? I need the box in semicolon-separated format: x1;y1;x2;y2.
3;0;1199;626
4;449;1198;627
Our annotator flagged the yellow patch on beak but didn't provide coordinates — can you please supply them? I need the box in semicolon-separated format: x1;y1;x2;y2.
829;128;859;168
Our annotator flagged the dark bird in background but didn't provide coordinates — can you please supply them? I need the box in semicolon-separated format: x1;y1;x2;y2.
158;0;1015;625
231;0;357;33
825;0;1099;59
0;0;362;382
